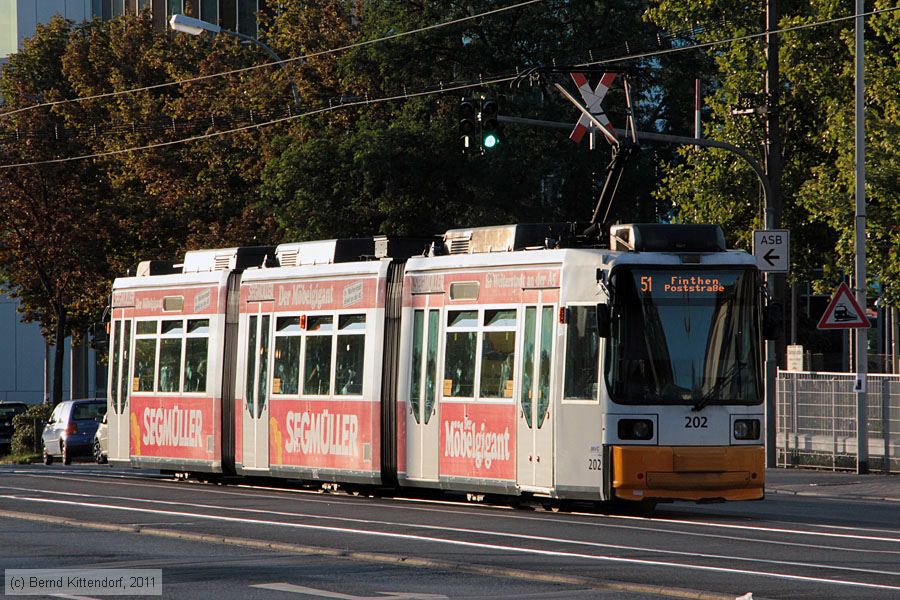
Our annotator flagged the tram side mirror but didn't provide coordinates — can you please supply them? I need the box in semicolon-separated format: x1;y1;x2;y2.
763;302;783;341
596;304;611;338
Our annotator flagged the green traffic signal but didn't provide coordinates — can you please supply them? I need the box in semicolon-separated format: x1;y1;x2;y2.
480;98;500;150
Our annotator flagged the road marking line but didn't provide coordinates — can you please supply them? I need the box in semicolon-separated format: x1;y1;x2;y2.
6;482;900;556
251;583;448;599
8;470;899;544
0;508;737;600
17;470;900;550
1;485;897;577
2;496;899;592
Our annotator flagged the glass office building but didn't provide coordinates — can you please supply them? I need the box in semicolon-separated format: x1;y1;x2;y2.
1;1;263;61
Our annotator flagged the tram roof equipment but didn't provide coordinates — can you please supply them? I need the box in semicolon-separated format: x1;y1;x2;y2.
609;224;726;253
275;236;435;267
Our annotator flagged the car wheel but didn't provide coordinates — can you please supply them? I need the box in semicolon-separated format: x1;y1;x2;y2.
62;441;71;466
93;439;107;465
42;445;53;465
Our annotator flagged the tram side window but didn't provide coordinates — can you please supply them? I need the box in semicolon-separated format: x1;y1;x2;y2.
273;317;302;395
304;316;333;396
184;319;209;393
245;315;258;403
158;320;184;393
134;320;158;392
479;309;517;398
110;320;121;408
444;311;477;398
120;320;131;403
409;311;425;422
564;306;600;400
335;314;366;396
424;310;439;423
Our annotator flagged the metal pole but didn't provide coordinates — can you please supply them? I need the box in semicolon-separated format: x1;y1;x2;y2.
891;307;900;374
764;0;783;470
854;0;869;474
694;79;701;139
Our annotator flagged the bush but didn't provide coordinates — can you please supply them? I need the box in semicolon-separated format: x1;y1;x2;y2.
11;403;51;455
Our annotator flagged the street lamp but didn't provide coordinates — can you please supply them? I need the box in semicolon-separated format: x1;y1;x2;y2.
169;14;300;108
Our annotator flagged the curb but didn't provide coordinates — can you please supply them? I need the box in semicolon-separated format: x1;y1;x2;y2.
767;487;900;503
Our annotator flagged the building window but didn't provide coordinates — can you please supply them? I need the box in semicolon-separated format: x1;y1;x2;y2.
220;0;236;29
200;0;218;23
237;0;257;38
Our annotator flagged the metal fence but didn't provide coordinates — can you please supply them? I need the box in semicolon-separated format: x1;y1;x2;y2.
777;371;900;472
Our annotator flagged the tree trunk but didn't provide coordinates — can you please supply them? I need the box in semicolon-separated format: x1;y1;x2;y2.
52;310;66;406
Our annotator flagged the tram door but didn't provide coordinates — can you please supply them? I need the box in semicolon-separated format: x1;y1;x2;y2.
242;314;272;470
517;305;555;490
108;319;132;460
406;308;441;481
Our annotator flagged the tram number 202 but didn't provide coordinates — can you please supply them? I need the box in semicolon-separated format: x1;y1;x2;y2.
684;416;708;429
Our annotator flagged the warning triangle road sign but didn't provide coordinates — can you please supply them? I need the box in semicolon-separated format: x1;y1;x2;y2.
817;282;871;329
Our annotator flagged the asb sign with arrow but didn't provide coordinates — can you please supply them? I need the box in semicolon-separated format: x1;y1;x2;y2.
817;282;870;330
753;229;789;273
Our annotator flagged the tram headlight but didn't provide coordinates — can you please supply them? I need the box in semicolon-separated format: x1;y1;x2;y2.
618;419;654;440
733;419;761;440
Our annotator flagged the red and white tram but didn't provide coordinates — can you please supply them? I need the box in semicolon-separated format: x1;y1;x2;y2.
107;223;766;504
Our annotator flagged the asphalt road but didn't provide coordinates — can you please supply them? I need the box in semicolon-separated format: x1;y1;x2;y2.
0;464;898;600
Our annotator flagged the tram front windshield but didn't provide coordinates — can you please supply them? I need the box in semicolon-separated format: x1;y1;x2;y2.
605;268;761;406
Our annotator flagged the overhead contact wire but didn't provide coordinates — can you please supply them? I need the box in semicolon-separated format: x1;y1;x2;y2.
0;6;896;169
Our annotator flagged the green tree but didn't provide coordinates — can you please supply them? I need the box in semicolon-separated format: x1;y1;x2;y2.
0;12;287;404
0;16;114;405
646;0;899;302
257;1;678;240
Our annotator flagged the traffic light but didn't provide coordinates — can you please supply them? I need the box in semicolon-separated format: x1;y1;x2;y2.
459;97;478;153
480;98;501;149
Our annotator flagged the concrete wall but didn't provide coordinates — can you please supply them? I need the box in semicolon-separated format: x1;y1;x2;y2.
0;0;18;58
1;291;106;404
0;292;55;402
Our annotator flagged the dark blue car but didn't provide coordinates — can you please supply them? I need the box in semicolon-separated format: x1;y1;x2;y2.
0;402;28;454
42;399;108;465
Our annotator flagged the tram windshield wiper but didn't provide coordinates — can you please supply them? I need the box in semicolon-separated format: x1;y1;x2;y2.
692;362;744;412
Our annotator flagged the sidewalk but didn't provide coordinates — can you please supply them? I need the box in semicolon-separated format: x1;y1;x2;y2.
766;467;900;502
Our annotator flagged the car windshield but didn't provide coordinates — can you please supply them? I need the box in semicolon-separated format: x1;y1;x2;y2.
72;403;107;421
605;267;762;406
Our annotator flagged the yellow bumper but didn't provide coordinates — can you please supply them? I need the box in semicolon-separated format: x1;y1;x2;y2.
612;445;764;502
